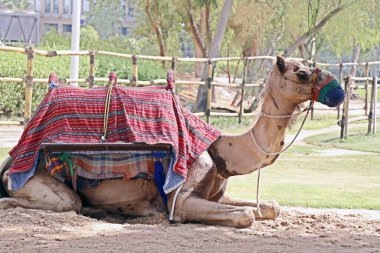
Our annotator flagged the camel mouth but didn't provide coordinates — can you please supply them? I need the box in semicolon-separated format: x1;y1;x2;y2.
310;68;345;108
316;78;345;107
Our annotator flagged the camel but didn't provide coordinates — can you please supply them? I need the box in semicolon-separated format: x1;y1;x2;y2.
0;56;344;228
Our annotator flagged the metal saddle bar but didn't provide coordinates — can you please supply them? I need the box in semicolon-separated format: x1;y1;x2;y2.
40;143;172;152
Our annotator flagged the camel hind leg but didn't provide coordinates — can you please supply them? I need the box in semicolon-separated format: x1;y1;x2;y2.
0;157;81;212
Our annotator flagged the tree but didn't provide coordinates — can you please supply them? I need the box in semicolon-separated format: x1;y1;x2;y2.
193;0;233;112
283;0;352;57
136;0;184;60
87;0;123;38
144;0;166;63
0;0;32;10
229;0;288;112
320;0;380;96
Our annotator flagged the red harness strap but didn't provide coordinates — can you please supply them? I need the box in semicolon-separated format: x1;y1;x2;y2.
311;67;334;102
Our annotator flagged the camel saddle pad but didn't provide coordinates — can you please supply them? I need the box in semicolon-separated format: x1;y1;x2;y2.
8;85;221;191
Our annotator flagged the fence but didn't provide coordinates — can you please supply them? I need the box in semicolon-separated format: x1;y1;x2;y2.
0;46;379;133
339;76;379;139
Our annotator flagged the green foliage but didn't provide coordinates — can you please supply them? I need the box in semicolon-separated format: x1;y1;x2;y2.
321;0;380;59
0;30;167;117
86;0;123;37
80;26;100;49
0;0;32;10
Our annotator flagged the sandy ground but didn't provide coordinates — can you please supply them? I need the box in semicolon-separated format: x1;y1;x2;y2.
0;207;379;253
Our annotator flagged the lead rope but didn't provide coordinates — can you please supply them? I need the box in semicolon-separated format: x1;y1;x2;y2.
101;84;113;142
169;183;184;221
101;72;117;142
256;169;262;217
253;100;314;217
250;101;313;156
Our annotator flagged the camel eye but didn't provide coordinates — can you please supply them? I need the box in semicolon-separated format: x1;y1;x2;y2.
296;70;308;81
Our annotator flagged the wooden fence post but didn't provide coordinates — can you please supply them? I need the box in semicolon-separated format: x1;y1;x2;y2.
337;63;343;120
340;76;350;139
344;76;351;139
88;50;96;87
367;76;375;135
24;47;34;125
373;76;378;134
171;56;177;72
171;57;177;92
364;62;369;116
132;55;138;86
239;59;248;124
311;61;317;120
206;59;213;123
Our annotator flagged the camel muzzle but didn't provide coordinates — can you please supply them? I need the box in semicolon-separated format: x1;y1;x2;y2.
311;68;345;107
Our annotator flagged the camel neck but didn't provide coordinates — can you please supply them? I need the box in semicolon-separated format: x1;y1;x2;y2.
209;92;297;178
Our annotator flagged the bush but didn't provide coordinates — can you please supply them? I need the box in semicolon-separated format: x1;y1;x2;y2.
0;29;167;117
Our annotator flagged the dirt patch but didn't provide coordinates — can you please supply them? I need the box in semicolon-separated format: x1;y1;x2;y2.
0;207;379;253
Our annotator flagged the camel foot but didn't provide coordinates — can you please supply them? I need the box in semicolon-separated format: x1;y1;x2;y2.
254;200;280;220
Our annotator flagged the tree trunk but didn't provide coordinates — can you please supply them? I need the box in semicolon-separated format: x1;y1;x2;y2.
350;39;361;99
194;0;233;112
187;2;207;57
195;8;207;78
145;0;165;68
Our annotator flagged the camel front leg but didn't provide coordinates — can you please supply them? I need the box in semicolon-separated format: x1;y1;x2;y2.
218;195;280;220
172;195;255;228
1;169;82;212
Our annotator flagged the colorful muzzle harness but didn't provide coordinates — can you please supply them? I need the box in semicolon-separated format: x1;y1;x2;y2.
310;67;345;107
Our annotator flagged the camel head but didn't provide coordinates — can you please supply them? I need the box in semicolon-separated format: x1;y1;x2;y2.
273;56;345;108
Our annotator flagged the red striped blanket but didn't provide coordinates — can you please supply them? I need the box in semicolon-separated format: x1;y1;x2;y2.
8;85;221;191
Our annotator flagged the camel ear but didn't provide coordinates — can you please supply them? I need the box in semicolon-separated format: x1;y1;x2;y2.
276;55;286;74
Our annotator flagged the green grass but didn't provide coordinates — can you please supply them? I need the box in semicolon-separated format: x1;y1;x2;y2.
206;114;339;135
226;118;380;210
355;87;380;102
227;144;380;209
289;114;338;133
305;121;380;153
0;148;10;161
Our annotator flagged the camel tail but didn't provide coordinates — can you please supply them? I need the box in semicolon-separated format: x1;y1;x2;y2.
0;156;12;197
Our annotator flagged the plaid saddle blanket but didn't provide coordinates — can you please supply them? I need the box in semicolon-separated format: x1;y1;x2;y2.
44;151;170;191
8;85;221;192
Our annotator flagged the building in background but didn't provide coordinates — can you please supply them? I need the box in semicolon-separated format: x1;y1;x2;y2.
0;9;39;44
32;0;136;36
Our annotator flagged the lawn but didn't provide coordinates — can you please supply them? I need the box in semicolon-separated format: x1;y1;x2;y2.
226;144;380;209
224;117;380;210
0;148;9;161
306;125;380;153
356;86;380;102
209;113;339;135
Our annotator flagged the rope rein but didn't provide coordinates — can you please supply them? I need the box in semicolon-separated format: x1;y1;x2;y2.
254;68;319;217
249;101;313;156
101;84;113;142
253;101;313;218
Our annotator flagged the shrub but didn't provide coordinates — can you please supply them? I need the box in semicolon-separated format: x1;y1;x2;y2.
0;30;167;117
